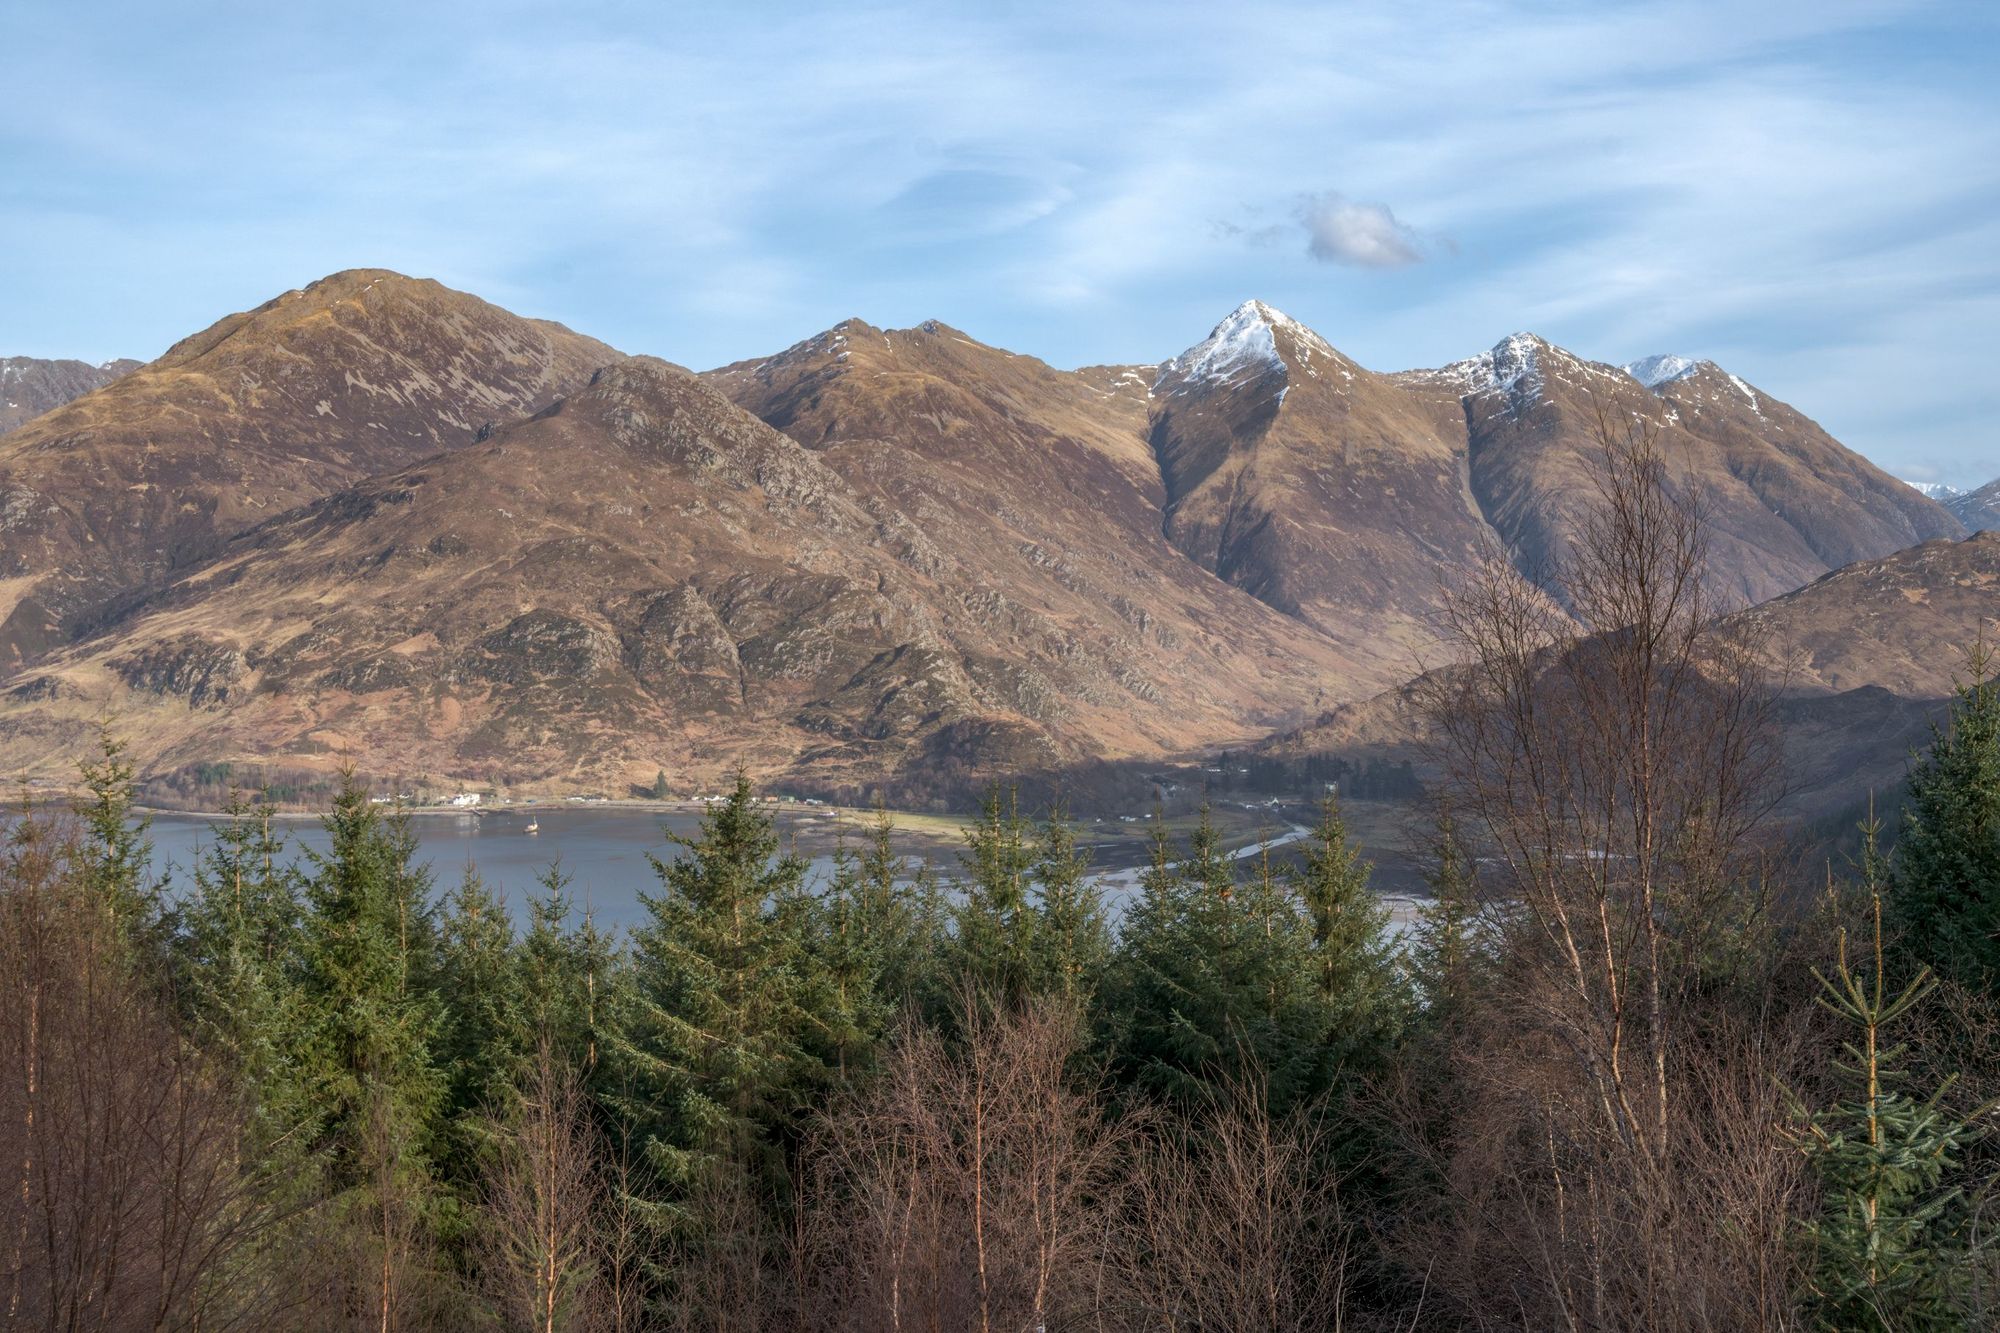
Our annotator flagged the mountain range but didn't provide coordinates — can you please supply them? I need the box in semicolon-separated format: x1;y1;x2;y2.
0;269;1985;811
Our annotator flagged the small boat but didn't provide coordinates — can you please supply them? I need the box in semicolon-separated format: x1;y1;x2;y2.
525;818;540;835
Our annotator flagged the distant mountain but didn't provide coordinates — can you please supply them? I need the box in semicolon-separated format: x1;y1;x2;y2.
0;276;1971;799
1945;477;2000;532
0;358;1352;797
719;302;1960;702
0;270;619;666
0;357;141;435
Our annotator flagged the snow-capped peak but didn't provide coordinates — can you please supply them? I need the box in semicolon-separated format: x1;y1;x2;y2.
1160;299;1333;391
1902;479;1963;501
1624;353;1699;389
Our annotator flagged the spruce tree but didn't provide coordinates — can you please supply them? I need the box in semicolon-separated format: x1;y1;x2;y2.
176;791;312;1143
1291;796;1404;1076
1102;806;1329;1113
1031;802;1109;1009
434;864;521;1182
296;777;447;1191
519;862;619;1079
75;725;162;946
856;800;933;1006
1408;811;1481;1030
1889;640;2000;990
608;772;825;1213
798;833;890;1079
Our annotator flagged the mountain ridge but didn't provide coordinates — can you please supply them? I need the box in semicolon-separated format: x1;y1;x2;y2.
0;269;1972;800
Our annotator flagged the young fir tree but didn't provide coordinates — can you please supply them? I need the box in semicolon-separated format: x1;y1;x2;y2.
1030;802;1109;1010
1798;818;1979;1330
856;800;934;1007
1102;805;1329;1113
798;833;891;1079
1889;639;2000;991
296;778;447;1196
953;785;1039;1006
518;862;620;1081
1290;795;1404;1078
608;772;826;1214
1407;811;1481;1030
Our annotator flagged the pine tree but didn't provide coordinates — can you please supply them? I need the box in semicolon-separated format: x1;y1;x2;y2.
1797;818;1979;1330
1889;638;2000;991
652;769;671;800
1291;796;1405;1077
953;785;1039;1006
608;771;825;1214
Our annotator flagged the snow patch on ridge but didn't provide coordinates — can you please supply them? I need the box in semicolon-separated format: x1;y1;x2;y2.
1158;299;1333;394
1624;353;1698;389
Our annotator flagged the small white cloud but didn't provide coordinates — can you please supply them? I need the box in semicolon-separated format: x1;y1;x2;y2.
1296;192;1426;268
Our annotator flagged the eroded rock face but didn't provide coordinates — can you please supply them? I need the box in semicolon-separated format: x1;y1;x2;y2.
622;586;742;688
469;611;622;686
111;636;246;707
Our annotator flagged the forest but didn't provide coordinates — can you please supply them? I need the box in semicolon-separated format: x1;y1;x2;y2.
4;438;2000;1332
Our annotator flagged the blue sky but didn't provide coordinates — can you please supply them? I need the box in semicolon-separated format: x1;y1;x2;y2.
5;1;1997;485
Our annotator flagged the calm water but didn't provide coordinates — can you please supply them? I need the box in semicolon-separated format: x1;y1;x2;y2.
143;806;841;932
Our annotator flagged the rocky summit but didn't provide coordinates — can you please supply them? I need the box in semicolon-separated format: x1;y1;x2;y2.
0;270;618;666
0;272;1975;802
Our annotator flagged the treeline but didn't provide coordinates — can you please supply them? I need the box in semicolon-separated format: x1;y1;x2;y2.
5;431;2000;1331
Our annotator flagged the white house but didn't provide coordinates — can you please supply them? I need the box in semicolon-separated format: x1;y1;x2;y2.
448;792;481;808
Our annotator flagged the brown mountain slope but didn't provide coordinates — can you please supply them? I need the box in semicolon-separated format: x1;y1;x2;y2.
0;359;1350;796
1257;532;2000;824
0;357;142;435
705;317;1352;703
1734;530;2000;698
0;270;619;666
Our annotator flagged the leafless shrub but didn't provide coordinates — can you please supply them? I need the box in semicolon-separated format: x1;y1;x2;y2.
0;807;306;1331
480;1039;611;1333
1117;1075;1354;1333
797;995;1135;1333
